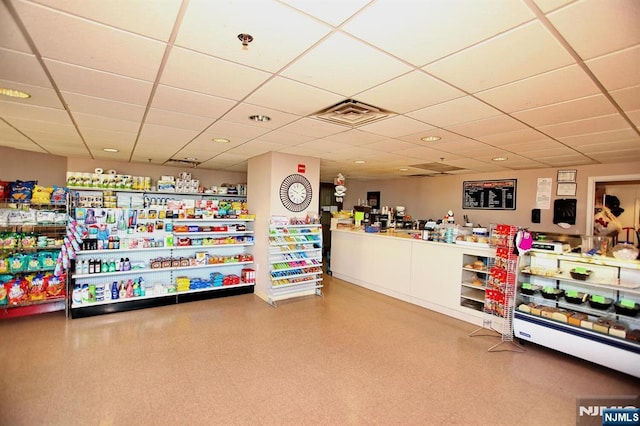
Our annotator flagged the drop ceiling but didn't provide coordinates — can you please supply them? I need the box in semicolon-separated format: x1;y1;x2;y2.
0;0;638;182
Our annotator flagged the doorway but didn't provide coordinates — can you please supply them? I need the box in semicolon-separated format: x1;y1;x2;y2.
587;174;640;245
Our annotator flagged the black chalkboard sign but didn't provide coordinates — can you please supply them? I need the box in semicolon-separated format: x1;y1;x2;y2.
462;179;517;210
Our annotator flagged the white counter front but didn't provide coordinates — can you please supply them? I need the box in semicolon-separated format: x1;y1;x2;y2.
330;229;493;325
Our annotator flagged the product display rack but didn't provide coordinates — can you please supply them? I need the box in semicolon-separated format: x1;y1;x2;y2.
267;220;323;306
459;253;493;312
68;188;255;318
514;251;640;377
0;201;68;319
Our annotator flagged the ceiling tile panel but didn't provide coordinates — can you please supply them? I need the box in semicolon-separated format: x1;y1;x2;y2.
193;120;272;144
226;140;288;157
532;0;575;13
0;48;51;87
63;92;145;122
152;85;237;119
366;139;419;152
145;108;213;131
222;102;301;129
446;115;528;139
610;85;640;112
245;77;343;116
586;45;640;92
279;118;347;138
281;32;412;96
30;0;182;41
323;129;385;146
13;0;167;81
176;0;331;73
497;139;569;153
547;0;640;60
512;94;617;127
0;1;32;53
407;96;500;128
577;139;640;154
355;71;465;114
160;47;271;100
478;128;551;145
424;21;574;93
280;0;371;26
357;116;434;138
475;65;600;112
539;114;631;138
343;0;534;66
559;128;640;147
0;80;61;109
44;59;153;105
0;100;68;122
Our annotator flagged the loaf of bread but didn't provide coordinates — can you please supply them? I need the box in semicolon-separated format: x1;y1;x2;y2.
541;307;559;319
594;317;614;333
530;305;544;316
581;319;594;329
551;311;572;323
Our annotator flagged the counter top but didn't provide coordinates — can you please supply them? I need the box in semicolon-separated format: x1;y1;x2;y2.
331;228;491;249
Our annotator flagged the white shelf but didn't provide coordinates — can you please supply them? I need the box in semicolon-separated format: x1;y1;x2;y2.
73;261;253;279
460;287;485;303
270;270;322;281
172;243;253;250
270;264;322;273
172;218;254;223
272;279;323;290
77;246;171;255
173;231;254;236
461;282;486;291
71;282;254;309
270;224;321;228
521;270;640;295
68;187;246;198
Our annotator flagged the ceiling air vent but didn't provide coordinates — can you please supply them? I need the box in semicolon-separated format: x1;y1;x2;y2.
311;99;395;127
410;162;465;174
163;158;201;168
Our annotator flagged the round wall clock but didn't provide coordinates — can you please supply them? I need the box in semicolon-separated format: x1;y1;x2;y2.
280;173;313;212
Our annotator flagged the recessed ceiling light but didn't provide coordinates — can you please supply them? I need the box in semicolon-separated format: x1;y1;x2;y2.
0;87;31;99
399;168;409;171
185;157;197;161
492;156;508;161
249;115;271;122
103;148;119;153
212;137;230;143
421;136;441;142
354;160;366;164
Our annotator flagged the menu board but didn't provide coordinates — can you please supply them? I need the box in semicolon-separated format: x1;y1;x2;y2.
462;179;517;210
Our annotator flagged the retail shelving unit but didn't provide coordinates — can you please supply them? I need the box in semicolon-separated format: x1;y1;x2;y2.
459;253;492;312
514;251;640;377
1;201;68;318
68;188;255;318
267;220;323;306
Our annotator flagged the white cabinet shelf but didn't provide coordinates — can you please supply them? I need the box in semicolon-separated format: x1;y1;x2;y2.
267;222;323;306
459;253;492;313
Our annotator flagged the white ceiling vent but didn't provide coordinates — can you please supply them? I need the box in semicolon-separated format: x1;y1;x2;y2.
163;158;201;168
311;99;395;127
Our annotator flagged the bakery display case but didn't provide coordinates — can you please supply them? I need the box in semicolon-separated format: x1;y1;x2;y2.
514;251;640;377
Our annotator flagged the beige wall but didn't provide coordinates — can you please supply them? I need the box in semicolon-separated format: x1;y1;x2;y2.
66;157;247;188
343;161;640;235
0;146;67;186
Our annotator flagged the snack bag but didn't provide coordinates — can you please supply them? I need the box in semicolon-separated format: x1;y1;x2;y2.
46;274;65;298
31;185;53;204
0;283;7;305
50;186;68;204
27;274;47;301
9;180;37;202
8;278;28;305
0;181;10;200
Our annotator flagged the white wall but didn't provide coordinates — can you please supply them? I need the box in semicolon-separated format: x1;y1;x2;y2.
342;161;640;235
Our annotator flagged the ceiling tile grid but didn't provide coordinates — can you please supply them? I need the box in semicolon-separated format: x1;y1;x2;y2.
0;0;637;181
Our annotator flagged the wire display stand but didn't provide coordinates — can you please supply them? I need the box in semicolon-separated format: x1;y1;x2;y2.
469;224;525;353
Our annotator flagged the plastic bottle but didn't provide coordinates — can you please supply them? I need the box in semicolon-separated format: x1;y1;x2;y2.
115;258;121;272
111;281;119;300
119;280;126;299
101;259;109;273
133;279;140;297
139;277;146;296
126;279;133;297
109;259;116;272
123;257;131;271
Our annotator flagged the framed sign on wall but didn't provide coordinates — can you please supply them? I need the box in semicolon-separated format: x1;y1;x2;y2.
462;179;517;210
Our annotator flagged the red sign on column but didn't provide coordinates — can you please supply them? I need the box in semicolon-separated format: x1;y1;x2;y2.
297;164;306;173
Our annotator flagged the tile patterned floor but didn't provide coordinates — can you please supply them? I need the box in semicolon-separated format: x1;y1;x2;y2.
1;274;638;425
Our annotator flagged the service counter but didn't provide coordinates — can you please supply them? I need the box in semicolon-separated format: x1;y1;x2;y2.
330;229;493;326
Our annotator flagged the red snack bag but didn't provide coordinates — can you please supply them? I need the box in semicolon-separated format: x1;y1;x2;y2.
27;273;47;301
46;273;66;298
